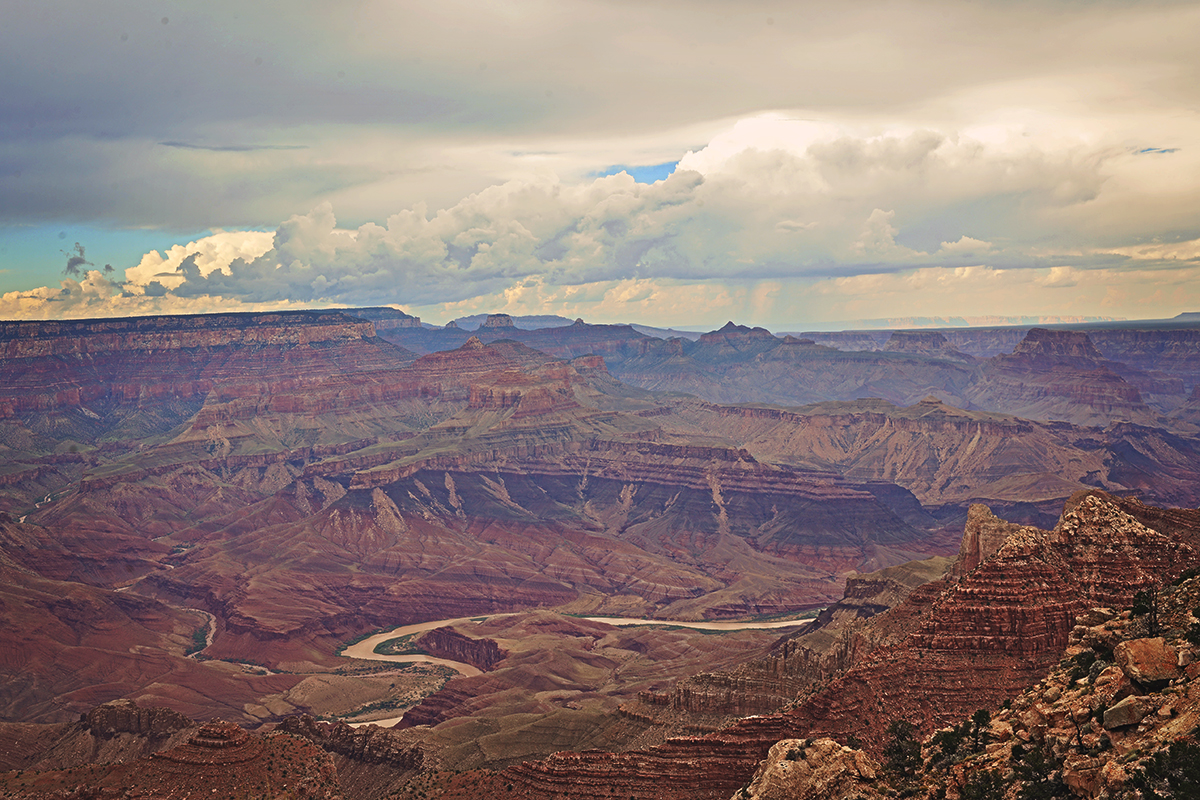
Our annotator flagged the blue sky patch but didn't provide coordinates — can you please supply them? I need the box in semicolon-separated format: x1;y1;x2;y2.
0;224;240;293
593;161;679;183
1136;147;1179;155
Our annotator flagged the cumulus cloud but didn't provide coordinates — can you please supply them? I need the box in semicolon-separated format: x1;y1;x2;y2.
939;236;993;255
125;229;276;289
5;1;1199;232
103;113;1156;312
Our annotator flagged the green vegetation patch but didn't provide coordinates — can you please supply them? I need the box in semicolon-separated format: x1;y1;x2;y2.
184;624;208;655
373;633;430;656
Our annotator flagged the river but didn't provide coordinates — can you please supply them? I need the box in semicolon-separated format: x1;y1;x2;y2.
341;612;814;670
340;611;814;727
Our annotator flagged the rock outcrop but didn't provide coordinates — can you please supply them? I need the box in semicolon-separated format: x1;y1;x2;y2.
729;592;1200;800
82;699;193;740
0;718;341;798
413;627;506;672
950;503;1023;578
734;738;882;800
0;700;194;772
278;716;423;767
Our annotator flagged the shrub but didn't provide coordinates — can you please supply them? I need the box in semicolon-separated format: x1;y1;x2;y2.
884;719;921;778
1066;650;1096;682
960;770;1007;800
1129;738;1200;799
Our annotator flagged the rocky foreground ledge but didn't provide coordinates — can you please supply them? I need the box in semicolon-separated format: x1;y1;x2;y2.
736;602;1200;800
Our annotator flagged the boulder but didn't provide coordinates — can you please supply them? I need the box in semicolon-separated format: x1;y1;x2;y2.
989;720;1014;742
1100;760;1130;792
1091;665;1133;706
1114;638;1180;687
1102;696;1154;729
1076;608;1118;626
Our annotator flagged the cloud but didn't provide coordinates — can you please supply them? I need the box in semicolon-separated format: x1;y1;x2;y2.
810;263;1200;324
159;141;309;152
939;235;993;255
0;109;1131;328
3;0;1199;233
0;269;300;321
7;0;1200;329
1101;237;1200;263
116;114;1154;308
62;242;91;276
852;209;927;260
125;229;276;288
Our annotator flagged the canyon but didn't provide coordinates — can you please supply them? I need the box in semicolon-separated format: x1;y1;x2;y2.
2;308;1200;797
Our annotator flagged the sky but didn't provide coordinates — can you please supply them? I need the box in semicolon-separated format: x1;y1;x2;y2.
1;0;1199;329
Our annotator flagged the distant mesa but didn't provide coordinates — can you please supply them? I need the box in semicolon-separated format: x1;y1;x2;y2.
813;314;1124;330
963;327;1154;427
1011;327;1104;360
882;330;972;361
480;313;517;329
883;330;949;350
343;306;422;329
452;313;574;330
